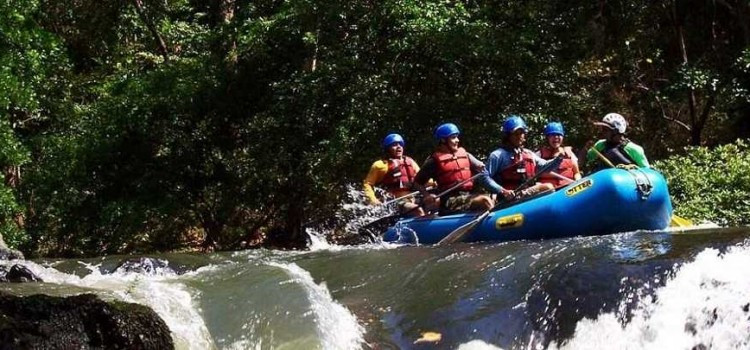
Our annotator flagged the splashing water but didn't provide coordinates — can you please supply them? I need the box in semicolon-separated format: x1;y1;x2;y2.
268;262;365;349
335;184;396;234
458;340;505;350
307;227;339;252
555;242;750;350
303;184;403;249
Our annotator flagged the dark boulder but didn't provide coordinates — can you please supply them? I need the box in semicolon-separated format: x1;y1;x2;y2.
0;264;43;283
0;292;174;349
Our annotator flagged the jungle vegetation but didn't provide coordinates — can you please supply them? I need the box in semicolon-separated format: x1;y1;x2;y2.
1;0;749;257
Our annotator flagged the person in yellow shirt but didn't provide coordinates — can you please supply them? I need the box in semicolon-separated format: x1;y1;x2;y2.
363;133;425;217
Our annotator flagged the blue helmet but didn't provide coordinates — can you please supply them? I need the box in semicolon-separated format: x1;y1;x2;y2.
544;122;565;136
433;123;460;140
502;115;527;135
381;133;405;149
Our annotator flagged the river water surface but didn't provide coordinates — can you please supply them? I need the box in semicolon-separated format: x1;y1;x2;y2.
1;226;749;350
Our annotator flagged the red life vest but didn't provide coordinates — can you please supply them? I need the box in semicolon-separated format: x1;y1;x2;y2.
380;156;417;193
538;146;576;188
497;148;536;190
432;147;473;193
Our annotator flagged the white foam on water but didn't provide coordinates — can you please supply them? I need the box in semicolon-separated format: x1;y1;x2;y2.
8;260;214;350
306;227;404;253
554;243;750;350
268;261;365;350
307;228;336;251
457;339;505;350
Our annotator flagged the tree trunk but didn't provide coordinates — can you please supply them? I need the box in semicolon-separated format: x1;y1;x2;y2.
208;0;236;30
211;0;235;24
692;91;717;145
3;166;20;188
132;0;169;61
284;198;308;249
201;218;222;252
672;1;702;145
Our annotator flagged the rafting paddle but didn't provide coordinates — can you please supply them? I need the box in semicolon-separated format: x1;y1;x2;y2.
437;156;564;245
359;173;483;239
433;173;484;198
549;171;575;184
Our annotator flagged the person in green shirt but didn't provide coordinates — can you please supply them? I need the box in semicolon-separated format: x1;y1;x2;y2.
586;113;649;171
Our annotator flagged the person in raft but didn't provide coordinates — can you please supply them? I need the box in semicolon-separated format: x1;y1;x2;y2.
535;121;582;188
411;123;495;215
585;113;650;171
485;115;555;201
363;133;425;217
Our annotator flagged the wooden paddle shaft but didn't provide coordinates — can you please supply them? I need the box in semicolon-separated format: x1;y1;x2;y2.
590;146;615;168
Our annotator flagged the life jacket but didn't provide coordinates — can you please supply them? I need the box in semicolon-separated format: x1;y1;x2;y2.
538;146;576;188
596;141;636;170
380;156;417;194
494;147;536;190
432;147;473;193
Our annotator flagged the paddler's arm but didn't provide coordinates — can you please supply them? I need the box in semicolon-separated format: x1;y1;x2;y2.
363;160;387;205
479;152;502;195
623;142;650;168
484;150;517;200
468;153;511;200
411;157;439;209
411;157;436;195
409;160;435;189
531;151;549;167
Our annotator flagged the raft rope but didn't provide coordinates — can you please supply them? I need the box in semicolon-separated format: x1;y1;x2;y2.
629;169;653;200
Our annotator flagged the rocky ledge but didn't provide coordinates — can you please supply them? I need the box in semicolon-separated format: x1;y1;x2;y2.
0;292;174;349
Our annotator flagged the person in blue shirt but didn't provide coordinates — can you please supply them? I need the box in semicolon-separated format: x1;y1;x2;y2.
485;115;554;201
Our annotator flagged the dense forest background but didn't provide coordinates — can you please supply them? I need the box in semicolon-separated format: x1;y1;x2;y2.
1;0;749;257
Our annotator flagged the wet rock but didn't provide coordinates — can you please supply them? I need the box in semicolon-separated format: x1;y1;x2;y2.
115;257;174;275
0;237;23;261
0;248;23;261
0;264;43;283
0;292;173;349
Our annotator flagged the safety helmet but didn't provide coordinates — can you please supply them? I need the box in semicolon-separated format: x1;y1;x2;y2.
502;115;528;135
544;122;565;136
381;133;405;149
433;123;460;140
594;113;627;134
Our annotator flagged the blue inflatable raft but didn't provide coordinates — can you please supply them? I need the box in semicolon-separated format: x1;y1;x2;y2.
382;168;673;244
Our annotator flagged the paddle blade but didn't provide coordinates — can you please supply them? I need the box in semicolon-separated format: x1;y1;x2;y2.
358;214;401;240
437;210;490;245
670;215;693;227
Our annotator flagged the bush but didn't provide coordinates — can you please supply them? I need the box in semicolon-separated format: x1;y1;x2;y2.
654;139;750;226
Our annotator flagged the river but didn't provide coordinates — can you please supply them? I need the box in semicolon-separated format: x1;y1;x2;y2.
1;226;749;349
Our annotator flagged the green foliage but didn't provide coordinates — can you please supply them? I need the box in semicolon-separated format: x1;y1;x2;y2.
0;0;748;256
654;139;750;226
0;119;27;248
0;178;26;248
